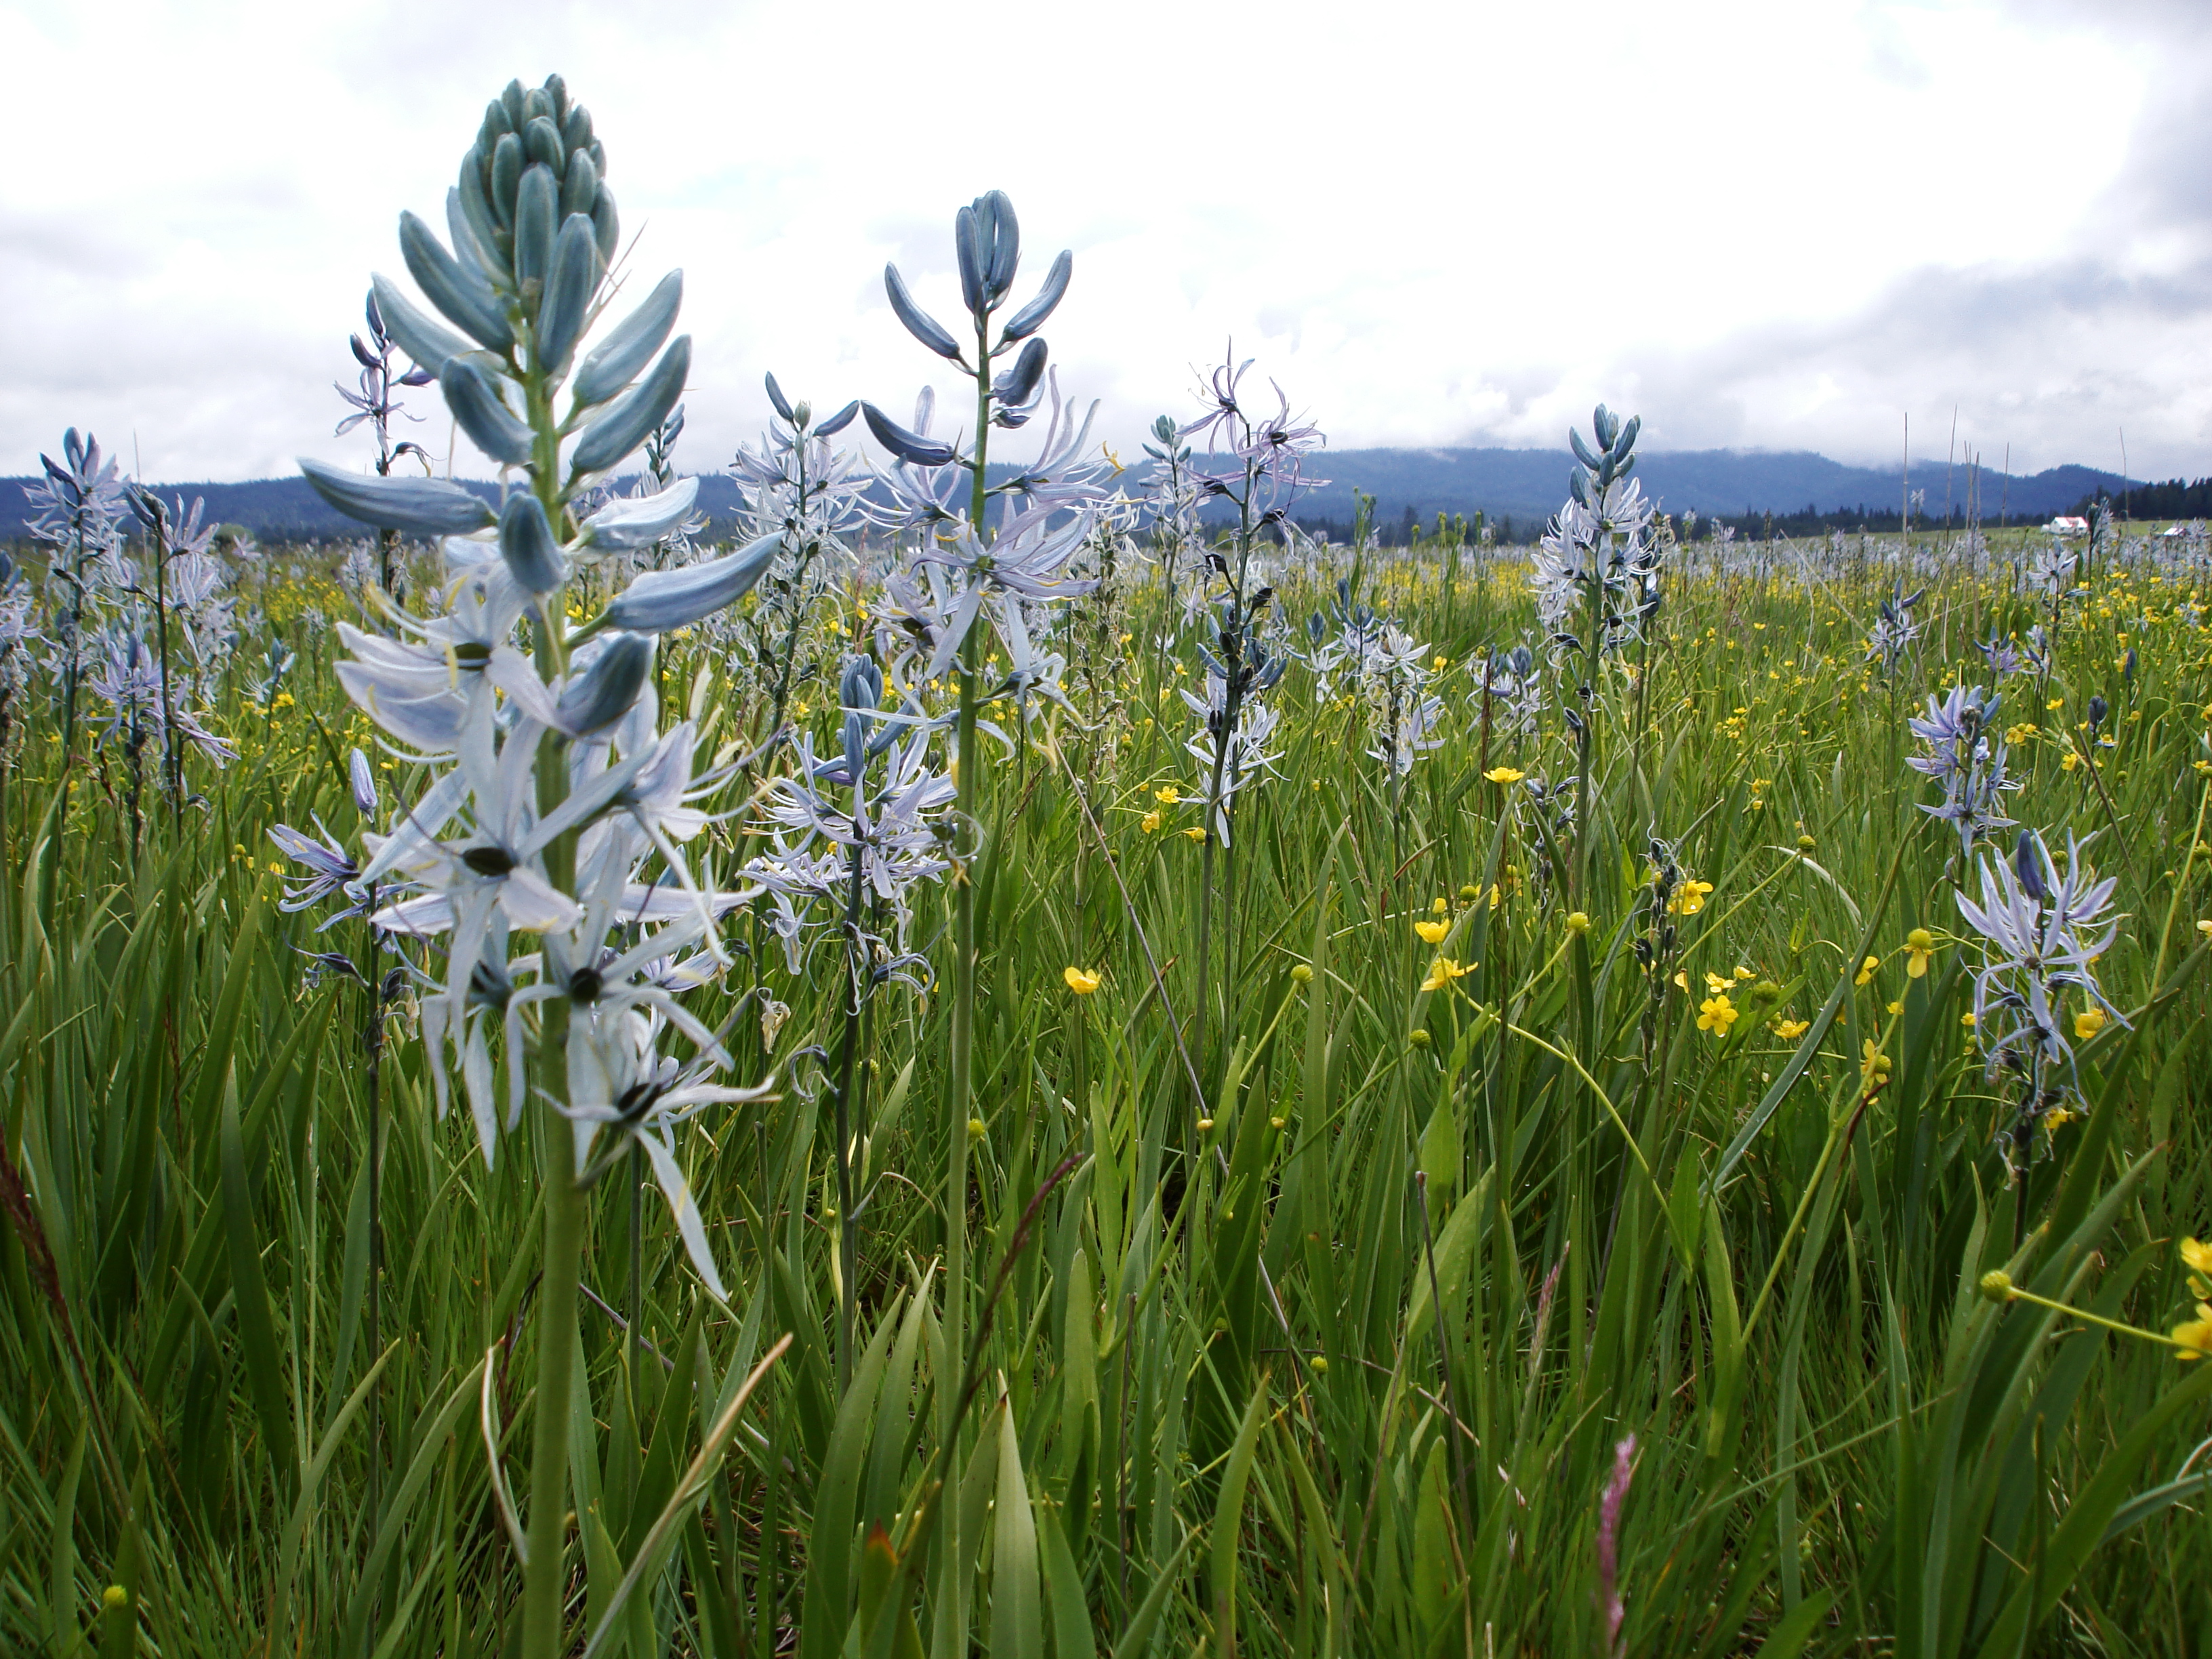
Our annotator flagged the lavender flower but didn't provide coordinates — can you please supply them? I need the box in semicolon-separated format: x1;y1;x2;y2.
1906;684;2018;859
300;76;773;1307
1956;829;2126;1173
268;821;367;924
1863;579;1924;679
1531;407;1659;659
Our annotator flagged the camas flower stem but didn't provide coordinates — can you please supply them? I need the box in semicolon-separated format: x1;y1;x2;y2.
518;340;581;1659
930;314;997;1659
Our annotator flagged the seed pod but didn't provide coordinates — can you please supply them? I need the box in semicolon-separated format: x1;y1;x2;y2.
571;336;690;476
444;359;535;466
512;164;558;288
399;211;512;352
497;491;566;594
536;213;602;376
489;133;523;225
298;458;495;537
370;273;468;377
573;269;682;408
1001;249;1069;342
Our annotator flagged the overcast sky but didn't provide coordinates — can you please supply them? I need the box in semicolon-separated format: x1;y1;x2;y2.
5;0;2208;484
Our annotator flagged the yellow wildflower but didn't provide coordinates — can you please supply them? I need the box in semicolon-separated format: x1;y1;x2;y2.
1183;827;1206;842
1672;969;1689;990
1856;956;1879;987
1961;1010;1978;1029
1697;994;1739;1035
2061;751;2081;773
1887;1000;1904;1017
1704;971;1732;994
1771;1019;1810;1040
1904;927;1936;978
1431;896;1449;914
1415;919;1450;944
1063;966;1101;995
1565;911;1592;934
1483;766;1525;784
1669;879;1715;916
1141;809;1162;834
1860;1041;1892;1092
2173;1305;2212;1361
2074;1006;2107;1041
1154;785;1181;804
1420;958;1471;994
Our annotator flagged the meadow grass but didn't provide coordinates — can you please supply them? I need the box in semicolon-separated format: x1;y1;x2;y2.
1;524;2209;1658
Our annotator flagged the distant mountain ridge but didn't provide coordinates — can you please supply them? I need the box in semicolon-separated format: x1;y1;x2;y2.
0;449;2148;544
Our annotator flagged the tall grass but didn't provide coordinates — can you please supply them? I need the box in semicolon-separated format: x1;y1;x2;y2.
1;524;2209;1658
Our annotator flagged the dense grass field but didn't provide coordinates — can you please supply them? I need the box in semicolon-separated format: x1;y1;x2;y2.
2;511;2210;1658
4;70;2212;1659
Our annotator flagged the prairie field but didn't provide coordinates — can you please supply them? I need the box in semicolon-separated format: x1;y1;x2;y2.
4;73;2212;1659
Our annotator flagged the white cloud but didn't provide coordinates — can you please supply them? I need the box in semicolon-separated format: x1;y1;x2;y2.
2;0;2202;483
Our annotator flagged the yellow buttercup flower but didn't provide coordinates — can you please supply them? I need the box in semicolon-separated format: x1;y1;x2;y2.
2182;1237;2212;1280
1904;928;1936;978
1856;955;1880;986
1154;785;1181;804
1860;1040;1892;1092
1141;809;1163;834
1669;879;1714;916
1697;994;1739;1035
1704;971;1732;994
1483;766;1525;784
1420;957;1471;994
2172;1305;2212;1361
2074;1006;2107;1041
1063;966;1101;995
1183;827;1206;842
1771;1018;1810;1040
1431;897;1449;914
1415;919;1450;944
1961;1010;1978;1029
